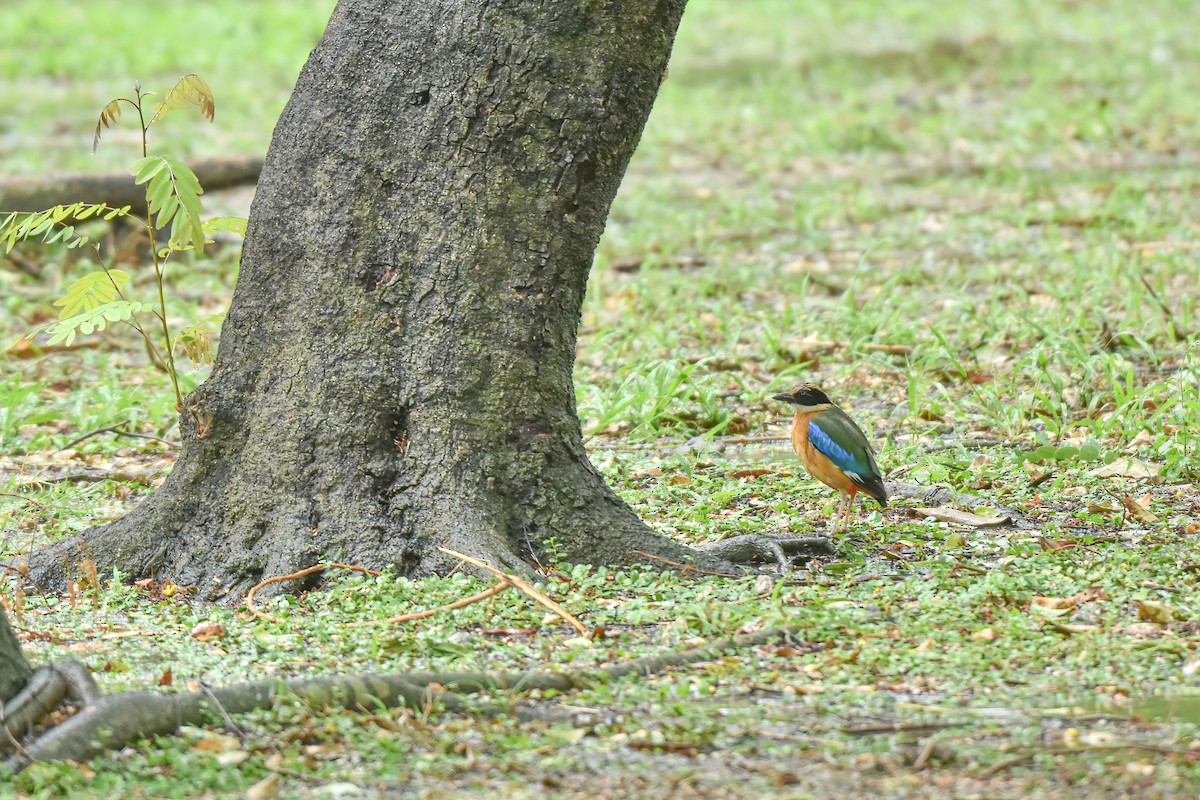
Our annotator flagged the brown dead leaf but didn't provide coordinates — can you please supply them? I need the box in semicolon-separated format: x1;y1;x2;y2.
1038;537;1079;551
1089;458;1162;481
246;774;280;800
193;731;241;753
1034;587;1109;610
731;468;772;479
669;475;691;485
971;627;999;641
628;741;700;756
216;750;250;766
1127;430;1154;449
1137;600;1174;624
158;669;173;686
1121;622;1165;639
190;621;226;642
1034;596;1077;610
6;339;103;358
766;645;804;658
725;415;751;434
1119;493;1160;524
915;507;1011;527
1046;621;1102;635
863;343;913;356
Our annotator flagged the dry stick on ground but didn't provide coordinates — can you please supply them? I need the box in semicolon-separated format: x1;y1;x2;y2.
978;742;1194;778
345;580;512;628
437;547;590;637
244;563;382;623
5;622;810;768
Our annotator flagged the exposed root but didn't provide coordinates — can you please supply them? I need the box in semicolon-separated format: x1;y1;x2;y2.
0;659;102;757
7;623;808;769
885;481;1035;530
624;550;743;578
700;535;835;569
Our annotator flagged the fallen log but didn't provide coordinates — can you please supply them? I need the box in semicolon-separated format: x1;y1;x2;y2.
0;155;263;214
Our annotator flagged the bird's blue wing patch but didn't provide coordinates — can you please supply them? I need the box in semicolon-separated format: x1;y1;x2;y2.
808;417;871;476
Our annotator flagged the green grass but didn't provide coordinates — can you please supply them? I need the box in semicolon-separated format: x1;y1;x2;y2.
3;0;1200;797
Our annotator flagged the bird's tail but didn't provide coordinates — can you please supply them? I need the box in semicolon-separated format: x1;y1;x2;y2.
861;475;888;507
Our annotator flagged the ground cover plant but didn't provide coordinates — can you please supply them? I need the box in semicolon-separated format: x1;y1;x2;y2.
2;0;1199;797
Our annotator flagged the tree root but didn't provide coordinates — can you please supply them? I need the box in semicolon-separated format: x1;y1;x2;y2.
885;481;1036;530
701;535;834;569
1;660;101;756
6;623;807;769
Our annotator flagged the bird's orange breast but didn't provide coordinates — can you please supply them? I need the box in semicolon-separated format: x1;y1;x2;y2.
790;411;865;497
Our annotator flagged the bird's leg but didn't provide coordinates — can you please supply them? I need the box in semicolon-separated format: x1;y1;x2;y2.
834;493;850;533
841;492;857;532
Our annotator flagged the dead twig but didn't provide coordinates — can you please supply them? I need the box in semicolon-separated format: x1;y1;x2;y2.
346;580;512;628
58;423;175;451
717;434;788;445
979;742;1193;778
840;721;962;737
58;425;129;451
437;547;589;637
245;563;381;624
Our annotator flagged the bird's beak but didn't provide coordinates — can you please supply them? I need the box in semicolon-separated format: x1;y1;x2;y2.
772;393;794;403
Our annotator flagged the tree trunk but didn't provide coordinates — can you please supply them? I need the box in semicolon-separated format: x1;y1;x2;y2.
23;0;731;597
0;607;32;702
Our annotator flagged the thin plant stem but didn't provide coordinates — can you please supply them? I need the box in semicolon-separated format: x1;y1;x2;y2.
134;85;184;410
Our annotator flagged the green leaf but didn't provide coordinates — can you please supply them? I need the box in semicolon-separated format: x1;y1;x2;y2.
131;156;169;185
139;156;207;250
202;216;248;238
0;204;126;253
53;269;131;319
42;301;144;347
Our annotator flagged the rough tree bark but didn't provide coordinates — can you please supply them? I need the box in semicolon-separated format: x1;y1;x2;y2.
0;607;32;703
23;0;752;597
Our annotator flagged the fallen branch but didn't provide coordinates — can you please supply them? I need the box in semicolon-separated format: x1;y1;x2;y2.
0;156;263;215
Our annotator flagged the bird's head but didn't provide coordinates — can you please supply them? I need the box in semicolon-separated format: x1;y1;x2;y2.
772;383;834;410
